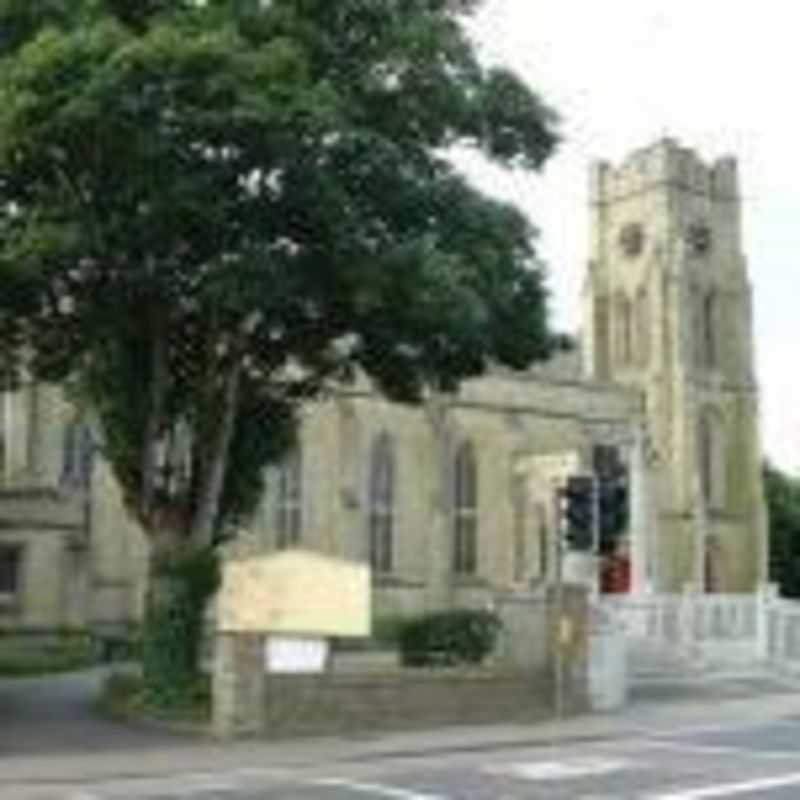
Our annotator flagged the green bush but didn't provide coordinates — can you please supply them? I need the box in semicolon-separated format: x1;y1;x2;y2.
100;671;210;725
0;638;96;677
398;609;502;668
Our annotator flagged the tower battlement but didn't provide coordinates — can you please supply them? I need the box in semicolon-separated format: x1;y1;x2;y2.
590;139;738;204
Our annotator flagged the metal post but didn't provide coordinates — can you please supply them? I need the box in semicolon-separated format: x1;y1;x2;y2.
1;391;10;484
553;485;565;723
591;473;601;599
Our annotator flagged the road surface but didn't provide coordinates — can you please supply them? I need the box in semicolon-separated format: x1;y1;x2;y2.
42;715;800;799
5;669;800;798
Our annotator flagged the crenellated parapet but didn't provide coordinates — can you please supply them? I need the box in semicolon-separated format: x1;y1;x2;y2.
590;139;738;205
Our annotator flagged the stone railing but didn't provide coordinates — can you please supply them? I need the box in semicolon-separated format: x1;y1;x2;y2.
600;588;777;672
766;597;800;678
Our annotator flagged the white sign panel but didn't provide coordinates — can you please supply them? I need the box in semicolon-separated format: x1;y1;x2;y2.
265;635;329;674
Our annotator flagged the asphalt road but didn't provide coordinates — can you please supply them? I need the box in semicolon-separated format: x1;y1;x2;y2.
6;669;800;798
24;714;800;799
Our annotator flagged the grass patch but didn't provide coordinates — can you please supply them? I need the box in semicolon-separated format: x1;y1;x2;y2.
99;671;210;730
0;642;96;677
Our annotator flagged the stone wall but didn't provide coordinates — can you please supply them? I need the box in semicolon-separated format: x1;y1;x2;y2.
257;670;558;738
213;657;569;740
0;490;84;631
212;584;591;739
493;591;550;673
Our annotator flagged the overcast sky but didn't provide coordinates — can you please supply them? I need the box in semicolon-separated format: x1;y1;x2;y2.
462;0;800;475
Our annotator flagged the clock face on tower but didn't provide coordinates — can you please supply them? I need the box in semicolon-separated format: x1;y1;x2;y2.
618;222;644;258
686;222;712;256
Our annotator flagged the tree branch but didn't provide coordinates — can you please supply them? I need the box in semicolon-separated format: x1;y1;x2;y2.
189;356;242;549
141;323;167;528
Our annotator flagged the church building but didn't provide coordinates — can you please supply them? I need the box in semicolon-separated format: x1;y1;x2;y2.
0;138;769;636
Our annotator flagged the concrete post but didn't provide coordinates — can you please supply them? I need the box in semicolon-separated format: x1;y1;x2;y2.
756;583;779;663
680;583;696;658
563;551;599;591
212;632;265;739
546;583;590;716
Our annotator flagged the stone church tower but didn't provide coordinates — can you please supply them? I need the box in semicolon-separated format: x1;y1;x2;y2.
582;139;767;592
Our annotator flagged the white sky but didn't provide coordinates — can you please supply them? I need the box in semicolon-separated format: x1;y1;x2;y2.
464;0;800;475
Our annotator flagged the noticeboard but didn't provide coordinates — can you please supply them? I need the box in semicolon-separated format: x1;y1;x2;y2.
216;549;370;637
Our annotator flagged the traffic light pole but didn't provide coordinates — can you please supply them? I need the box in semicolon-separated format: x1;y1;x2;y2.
591;474;601;598
553;486;565;725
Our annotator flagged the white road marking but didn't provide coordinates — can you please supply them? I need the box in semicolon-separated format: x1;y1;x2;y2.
638;739;797;759
487;757;633;781
628;718;800;740
650;771;800;798
58;766;292;798
312;777;447;799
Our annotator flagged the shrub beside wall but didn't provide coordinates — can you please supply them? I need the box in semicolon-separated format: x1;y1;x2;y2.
398;609;502;667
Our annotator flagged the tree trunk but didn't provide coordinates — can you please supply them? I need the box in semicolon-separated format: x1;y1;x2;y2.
141;330;167;525
139;361;241;703
190;360;242;549
141;528;217;707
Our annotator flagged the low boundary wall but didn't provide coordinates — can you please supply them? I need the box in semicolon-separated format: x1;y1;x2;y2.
213;584;591;739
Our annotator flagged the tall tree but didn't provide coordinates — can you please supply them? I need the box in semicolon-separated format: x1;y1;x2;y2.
764;462;800;597
0;0;559;699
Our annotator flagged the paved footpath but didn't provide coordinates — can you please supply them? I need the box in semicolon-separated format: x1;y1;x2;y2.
0;668;195;756
5;669;800;798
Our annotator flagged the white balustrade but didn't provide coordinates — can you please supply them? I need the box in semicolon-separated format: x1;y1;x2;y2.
597;586;800;682
599;592;769;672
765;598;800;677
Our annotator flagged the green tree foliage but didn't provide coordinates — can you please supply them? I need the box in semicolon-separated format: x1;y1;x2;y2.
0;0;559;693
764;462;800;597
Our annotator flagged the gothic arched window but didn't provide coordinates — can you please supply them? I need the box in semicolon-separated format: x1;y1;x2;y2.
537;503;549;580
703;291;718;368
511;474;526;583
453;441;478;575
368;433;395;574
616;293;634;365
699;410;725;510
636;287;650;366
60;420;94;490
275;446;303;549
699;415;713;503
593;295;611;379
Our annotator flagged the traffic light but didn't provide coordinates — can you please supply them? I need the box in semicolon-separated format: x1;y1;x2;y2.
561;475;594;551
560;466;629;555
598;481;628;555
593;445;625;482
